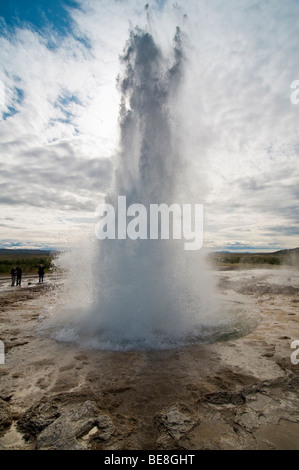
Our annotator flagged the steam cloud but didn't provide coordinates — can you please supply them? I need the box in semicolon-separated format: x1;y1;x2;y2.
41;24;226;350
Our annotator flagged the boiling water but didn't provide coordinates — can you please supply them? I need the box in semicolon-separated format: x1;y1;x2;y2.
41;26;257;350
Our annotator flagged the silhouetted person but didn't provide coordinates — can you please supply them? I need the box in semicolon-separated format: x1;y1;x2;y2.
11;267;16;286
38;264;45;283
16;266;22;286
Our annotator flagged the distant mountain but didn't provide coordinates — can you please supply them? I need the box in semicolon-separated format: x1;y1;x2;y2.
0;248;56;256
273;247;299;255
214;248;299;255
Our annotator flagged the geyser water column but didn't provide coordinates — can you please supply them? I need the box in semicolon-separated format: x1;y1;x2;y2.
44;24;260;352
42;24;259;350
79;25;220;350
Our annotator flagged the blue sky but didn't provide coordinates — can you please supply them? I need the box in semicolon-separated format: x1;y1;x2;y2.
0;0;299;252
0;0;79;35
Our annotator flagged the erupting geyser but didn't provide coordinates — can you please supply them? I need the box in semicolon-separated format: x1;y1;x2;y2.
84;26;220;349
43;25;255;350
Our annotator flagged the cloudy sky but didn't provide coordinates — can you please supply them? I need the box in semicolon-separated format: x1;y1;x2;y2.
0;0;298;252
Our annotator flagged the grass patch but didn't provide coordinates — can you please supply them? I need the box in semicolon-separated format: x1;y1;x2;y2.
0;252;56;274
208;249;299;269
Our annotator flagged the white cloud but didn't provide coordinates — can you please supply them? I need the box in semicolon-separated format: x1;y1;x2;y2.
0;0;299;250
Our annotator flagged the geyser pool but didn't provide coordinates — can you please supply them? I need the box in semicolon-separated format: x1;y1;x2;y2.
41;25;258;351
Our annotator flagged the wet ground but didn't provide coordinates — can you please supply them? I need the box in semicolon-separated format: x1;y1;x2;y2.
0;267;298;450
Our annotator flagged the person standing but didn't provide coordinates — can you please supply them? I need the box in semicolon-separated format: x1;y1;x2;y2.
38;264;45;283
16;266;22;286
11;267;16;286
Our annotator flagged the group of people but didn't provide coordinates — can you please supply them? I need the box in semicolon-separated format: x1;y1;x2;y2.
10;266;22;286
10;264;45;287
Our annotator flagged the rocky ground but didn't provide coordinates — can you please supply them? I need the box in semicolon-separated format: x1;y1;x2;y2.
0;267;298;450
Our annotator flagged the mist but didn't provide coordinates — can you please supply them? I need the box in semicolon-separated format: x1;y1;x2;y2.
39;13;260;350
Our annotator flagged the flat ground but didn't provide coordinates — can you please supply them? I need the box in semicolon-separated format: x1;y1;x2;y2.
0;266;298;450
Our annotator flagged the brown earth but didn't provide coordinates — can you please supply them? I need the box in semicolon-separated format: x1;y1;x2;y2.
0;267;298;450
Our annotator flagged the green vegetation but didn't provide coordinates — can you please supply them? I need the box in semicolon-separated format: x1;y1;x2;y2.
209;249;299;269
0;252;56;274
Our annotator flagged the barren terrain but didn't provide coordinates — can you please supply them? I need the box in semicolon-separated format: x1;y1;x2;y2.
0;267;298;450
